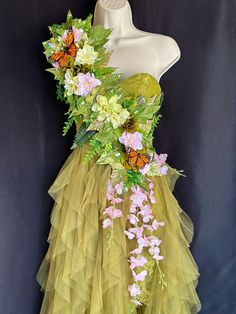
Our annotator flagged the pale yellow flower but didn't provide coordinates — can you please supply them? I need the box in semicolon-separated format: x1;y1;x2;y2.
75;44;98;65
91;95;130;129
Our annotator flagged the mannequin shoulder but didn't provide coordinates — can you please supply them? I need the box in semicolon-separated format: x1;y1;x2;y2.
133;29;181;62
145;33;181;80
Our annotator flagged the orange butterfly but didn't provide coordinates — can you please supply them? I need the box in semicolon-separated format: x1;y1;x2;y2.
49;29;77;67
128;149;150;169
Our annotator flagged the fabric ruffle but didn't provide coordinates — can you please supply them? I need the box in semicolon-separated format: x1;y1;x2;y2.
36;145;201;313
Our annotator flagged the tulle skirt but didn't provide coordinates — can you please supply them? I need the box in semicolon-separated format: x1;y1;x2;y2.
36;144;201;314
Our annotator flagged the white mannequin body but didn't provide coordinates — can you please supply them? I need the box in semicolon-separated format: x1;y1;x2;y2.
93;0;181;82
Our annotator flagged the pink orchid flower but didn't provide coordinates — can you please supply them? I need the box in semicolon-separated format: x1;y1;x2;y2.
152;220;165;230
132;270;148;282
124;230;135;240
128;283;141;297
130;247;143;255
139;207;153;223
129;204;137;214
72;26;83;42
52;62;60;68
139;163;150;175
128;214;139;225
149;189;156;204
159;165;168;175
111;197;123;205
129;227;143;238
103;206;123;219
137;236;151;248
148;180;154;190
119;131;143;150
149;246;160;256
77;72;101;97
154;152;168;167
129;255;147;269
103;218;113;229
148;236;162;247
130;186;147;206
106;180;114;200
114;182;126;195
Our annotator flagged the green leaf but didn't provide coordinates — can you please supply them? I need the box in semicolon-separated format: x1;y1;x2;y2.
71;122;96;149
102;74;121;90
93;128;117;143
46;68;65;83
56;83;65;102
66;10;73;27
89;25;112;48
62;116;76;136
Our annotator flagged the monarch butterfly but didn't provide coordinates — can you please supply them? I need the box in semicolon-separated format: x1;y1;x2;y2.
49;29;77;67
128;149;150;169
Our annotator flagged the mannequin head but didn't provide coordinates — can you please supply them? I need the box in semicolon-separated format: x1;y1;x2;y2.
93;0;133;33
98;0;128;10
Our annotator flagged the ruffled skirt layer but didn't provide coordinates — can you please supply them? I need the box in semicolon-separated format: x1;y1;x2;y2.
36;145;201;314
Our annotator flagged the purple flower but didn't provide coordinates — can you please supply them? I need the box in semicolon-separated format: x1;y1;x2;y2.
128;283;141;297
129;255;147;269
132;270;148;282
72;26;83;42
119;131;143;150
103;218;113;229
154;152;168;167
77;72;101;97
103;206;123;219
130;186;147;207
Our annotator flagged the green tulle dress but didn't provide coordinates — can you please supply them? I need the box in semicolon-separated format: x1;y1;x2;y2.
36;72;201;314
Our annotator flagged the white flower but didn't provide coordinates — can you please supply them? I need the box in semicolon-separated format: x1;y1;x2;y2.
75;44;98;65
64;69;78;96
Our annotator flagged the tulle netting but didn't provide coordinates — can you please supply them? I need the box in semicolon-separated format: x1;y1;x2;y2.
36;144;201;313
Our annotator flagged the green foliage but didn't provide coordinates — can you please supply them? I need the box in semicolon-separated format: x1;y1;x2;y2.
62;115;76;136
89;25;112;48
102;74;121;90
56;83;65;101
71;122;96;149
125;170;148;190
83;139;103;162
46;68;65;83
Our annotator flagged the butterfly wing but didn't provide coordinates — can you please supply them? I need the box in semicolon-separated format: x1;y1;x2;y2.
128;150;138;166
66;31;74;47
68;43;77;58
136;154;149;168
58;52;68;67
49;51;65;63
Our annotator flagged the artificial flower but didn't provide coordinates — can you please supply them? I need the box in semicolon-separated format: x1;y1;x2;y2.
103;218;113;229
130;186;147;207
75;44;98;65
119;131;143;150
128;284;141;297
129;255;147;269
132;270;148;282
103;206;123;219
77;72;101;96
124;230;136;240
64;69;79;96
91;95;130;129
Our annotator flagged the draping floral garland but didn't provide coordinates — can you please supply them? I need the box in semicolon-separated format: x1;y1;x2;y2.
43;10;183;310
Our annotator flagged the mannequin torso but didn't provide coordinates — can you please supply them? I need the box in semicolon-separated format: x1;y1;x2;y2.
93;0;181;82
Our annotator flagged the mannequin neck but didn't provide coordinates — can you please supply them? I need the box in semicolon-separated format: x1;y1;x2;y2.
93;0;134;36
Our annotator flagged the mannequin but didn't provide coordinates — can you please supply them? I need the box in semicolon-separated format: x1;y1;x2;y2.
93;0;181;82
